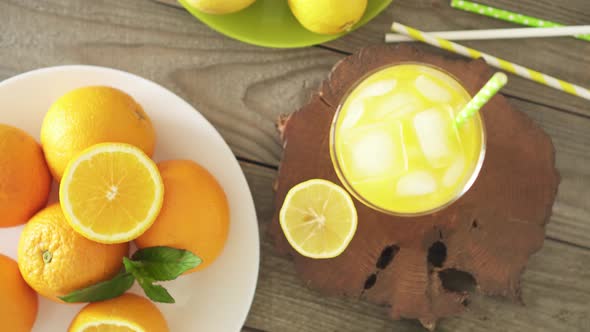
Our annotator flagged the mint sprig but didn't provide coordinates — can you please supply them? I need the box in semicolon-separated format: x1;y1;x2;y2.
59;246;201;304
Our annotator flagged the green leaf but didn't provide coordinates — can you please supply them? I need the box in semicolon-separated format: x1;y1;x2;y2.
131;246;202;281
125;257;175;304
59;272;135;303
136;277;175;304
123;256;140;273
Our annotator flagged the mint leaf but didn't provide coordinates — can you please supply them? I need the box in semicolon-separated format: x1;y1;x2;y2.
125;257;174;303
136;277;175;303
59;272;134;303
123;256;140;273
131;246;201;281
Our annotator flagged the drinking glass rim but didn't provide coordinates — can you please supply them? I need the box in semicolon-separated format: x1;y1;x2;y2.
329;62;487;217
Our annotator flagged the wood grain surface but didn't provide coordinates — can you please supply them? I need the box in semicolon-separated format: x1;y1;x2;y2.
1;0;589;331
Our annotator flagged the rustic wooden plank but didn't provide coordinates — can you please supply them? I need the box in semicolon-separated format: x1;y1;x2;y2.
240;161;590;332
323;0;590;116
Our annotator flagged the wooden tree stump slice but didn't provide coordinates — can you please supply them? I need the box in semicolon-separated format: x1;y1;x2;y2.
270;45;560;330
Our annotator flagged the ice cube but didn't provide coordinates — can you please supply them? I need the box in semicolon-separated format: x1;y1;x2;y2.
413;108;462;168
442;156;466;187
415;75;452;102
341;99;364;128
341;122;407;182
358;80;397;99
396;171;437;196
373;91;424;120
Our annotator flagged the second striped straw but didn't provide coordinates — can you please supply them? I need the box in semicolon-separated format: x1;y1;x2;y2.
450;0;590;42
391;22;590;101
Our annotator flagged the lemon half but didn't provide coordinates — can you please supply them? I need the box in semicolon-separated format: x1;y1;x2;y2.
60;143;164;244
280;179;358;259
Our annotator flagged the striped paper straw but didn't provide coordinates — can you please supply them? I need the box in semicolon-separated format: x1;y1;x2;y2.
385;26;590;42
450;0;590;42
456;73;507;125
391;22;590;101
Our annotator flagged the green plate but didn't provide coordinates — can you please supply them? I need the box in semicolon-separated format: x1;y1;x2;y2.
179;0;393;48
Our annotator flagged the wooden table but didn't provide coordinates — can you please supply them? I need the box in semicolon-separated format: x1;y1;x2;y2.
1;0;588;331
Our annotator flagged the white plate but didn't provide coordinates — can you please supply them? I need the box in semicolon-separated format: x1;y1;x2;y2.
0;65;260;332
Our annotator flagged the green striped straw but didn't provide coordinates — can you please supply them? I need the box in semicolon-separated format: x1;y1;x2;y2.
450;0;590;42
455;72;508;125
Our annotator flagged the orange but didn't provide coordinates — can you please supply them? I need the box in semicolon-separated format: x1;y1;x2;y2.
136;160;229;273
0;254;38;332
68;293;169;332
41;86;156;181
0;124;51;227
60;143;164;244
17;204;129;302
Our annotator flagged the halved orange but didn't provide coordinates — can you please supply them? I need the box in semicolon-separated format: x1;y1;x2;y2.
60;143;164;244
68;293;169;332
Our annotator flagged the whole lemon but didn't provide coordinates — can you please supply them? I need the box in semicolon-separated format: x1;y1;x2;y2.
0;124;52;227
17;204;129;302
41;86;156;181
135;160;229;273
69;293;169;332
186;0;256;14
0;254;38;332
289;0;368;35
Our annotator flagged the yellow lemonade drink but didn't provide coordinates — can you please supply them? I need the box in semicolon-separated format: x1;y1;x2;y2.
330;64;485;215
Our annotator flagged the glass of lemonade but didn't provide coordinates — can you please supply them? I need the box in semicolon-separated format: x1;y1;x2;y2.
330;64;486;216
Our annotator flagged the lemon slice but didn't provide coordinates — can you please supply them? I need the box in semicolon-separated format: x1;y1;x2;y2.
60;143;164;244
280;179;357;259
